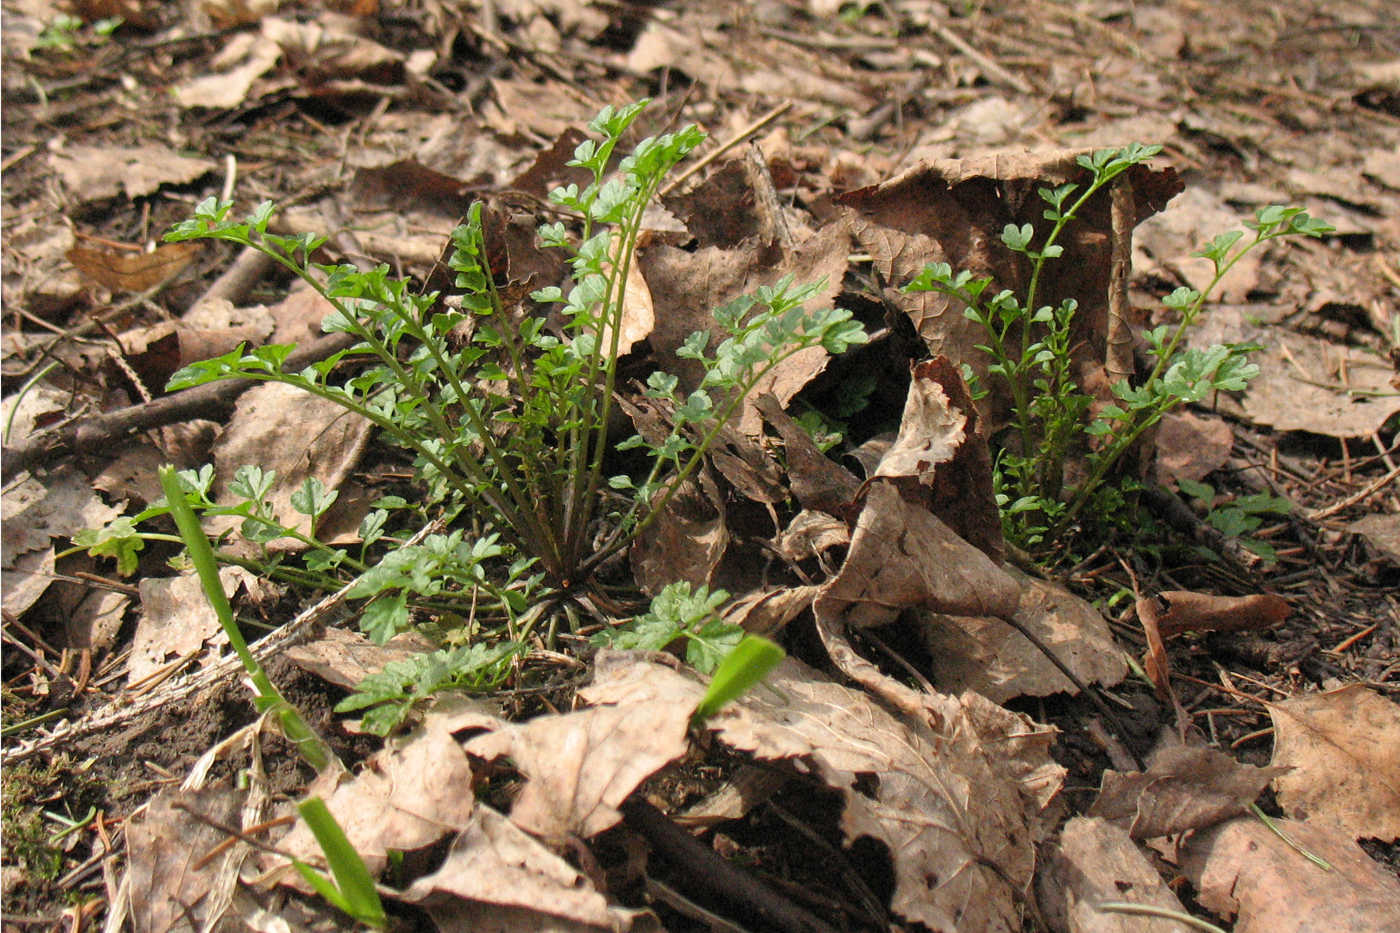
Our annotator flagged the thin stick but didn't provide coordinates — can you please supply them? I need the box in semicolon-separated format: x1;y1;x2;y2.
660;101;792;197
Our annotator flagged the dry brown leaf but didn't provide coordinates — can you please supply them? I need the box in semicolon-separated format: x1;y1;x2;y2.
403;806;655;932
66;241;200;293
753;394;861;516
640;221;850;434
1153;410;1235;485
261;15;402;82
721;584;822;638
1137;590;1291;639
126;782;244;933
128;567;251;683
2;463;123;615
773;509;849;567
49;143;216;205
630;474;728;594
816;480;1021;628
1188;310;1400;437
1268;685;1400;841
172;31;283;109
920;566;1128;703
282;627;434;690
207;381;373;551
875;356;1004;562
1180;815;1400;933
1349;513;1400;564
1038;816;1188;933
278;714;477;874
1135;185;1265;302
454;657;697;841
705;656;1042;932
1088;744;1284;839
839;150;1180;437
115;320;272;392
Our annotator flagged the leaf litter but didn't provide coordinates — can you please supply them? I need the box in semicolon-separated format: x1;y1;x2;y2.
2;0;1398;930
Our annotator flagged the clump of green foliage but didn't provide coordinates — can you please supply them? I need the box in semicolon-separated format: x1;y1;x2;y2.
905;145;1332;556
78;100;866;729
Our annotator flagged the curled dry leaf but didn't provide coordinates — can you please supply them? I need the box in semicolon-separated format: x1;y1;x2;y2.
403;805;657;932
276;714;477;875
452;655;697;842
705;656;1046;932
838;150;1181;434
1180;815;1400;933
1137;589;1291;639
817;479;1021;628
1268;684;1400;842
874;356;1003;562
1088;744;1285;840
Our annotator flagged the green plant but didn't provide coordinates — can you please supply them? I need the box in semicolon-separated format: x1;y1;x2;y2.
592;581;744;673
1175;478;1292;561
100;100;864;634
333;640;522;736
34;14;122;52
592;581;786;723
76;100;865;733
292;797;387;928
154;465;336;771
905;148;1332;554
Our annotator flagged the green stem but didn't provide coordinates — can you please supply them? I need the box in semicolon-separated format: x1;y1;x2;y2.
157;466;336;772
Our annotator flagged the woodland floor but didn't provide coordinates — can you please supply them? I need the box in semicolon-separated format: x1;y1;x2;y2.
2;1;1399;931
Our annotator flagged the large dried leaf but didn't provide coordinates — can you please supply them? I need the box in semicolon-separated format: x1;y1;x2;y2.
1180;816;1400;933
837;151;1180;433
920;566;1128;703
126;782;244;933
452;657;697;841
1268;685;1400;841
816;480;1020;628
1088;745;1283;840
704;657;1041;932
49;144;215;205
1188;310;1400;438
278;714;477;874
1039;816;1188;933
630;474;727;594
639;221;850;434
128;567;254;683
403;806;655;932
208;381;373;551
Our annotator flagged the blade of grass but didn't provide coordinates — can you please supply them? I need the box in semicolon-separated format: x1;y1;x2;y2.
692;635;785;725
157;464;336;772
296;797;387;927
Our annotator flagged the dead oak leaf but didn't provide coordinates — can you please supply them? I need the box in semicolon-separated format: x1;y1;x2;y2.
1180;815;1400;933
1088;744;1284;840
455;658;697;842
706;656;1039;932
1268;685;1400;841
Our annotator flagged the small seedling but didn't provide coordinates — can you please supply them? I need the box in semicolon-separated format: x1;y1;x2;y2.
905;147;1332;557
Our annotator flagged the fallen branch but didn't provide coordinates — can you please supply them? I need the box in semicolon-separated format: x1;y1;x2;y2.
1;331;357;481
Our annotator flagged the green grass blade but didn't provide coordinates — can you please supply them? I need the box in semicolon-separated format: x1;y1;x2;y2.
156;465;335;772
296;797;387;927
692;634;784;724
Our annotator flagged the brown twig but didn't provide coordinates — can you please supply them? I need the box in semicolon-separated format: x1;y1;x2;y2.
620;797;841;933
1;330;357;481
